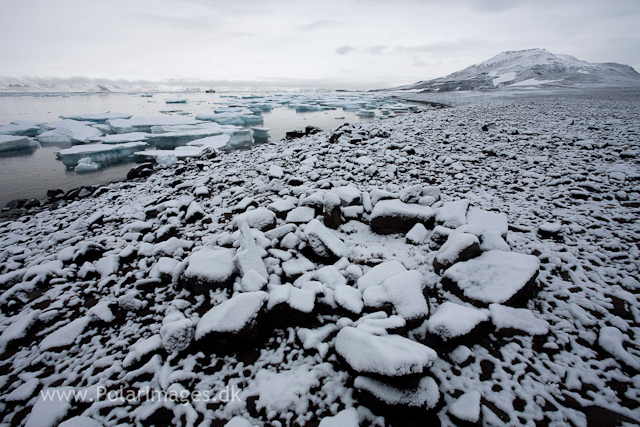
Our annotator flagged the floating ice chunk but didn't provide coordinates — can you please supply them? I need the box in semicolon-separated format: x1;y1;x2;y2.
354;375;439;408
0;120;43;137
157;154;178;166
252;127;270;142
56;141;147;168
37;119;102;144
0;135;38;152
74;157;100;173
363;270;429;320
108;116;200;134
357;260;406;291
443;250;540;306
449;391;481;423
318;408;359;427
186;134;231;150
427;302;488;340
335;326;437;376
60;113;132;123
96;132;149;144
39;316;91;351
489;304;549;335
195;291;268;338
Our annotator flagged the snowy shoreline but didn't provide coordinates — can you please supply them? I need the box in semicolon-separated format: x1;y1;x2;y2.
0;89;639;427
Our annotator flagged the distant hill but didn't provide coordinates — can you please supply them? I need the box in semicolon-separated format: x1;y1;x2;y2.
395;49;640;92
0;77;202;93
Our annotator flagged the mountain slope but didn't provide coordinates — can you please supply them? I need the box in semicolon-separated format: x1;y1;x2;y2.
397;49;640;92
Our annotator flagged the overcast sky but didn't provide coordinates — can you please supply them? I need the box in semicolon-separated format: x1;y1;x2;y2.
1;0;639;89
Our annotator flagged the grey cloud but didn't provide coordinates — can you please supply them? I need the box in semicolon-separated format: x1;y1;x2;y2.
336;45;356;55
296;20;341;31
364;45;388;55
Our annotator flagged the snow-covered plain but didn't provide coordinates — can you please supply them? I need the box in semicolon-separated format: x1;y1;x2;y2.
0;88;639;427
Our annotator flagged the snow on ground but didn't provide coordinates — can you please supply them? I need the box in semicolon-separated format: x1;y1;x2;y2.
0;89;639;427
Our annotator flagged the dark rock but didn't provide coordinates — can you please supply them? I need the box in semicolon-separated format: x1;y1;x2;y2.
23;198;40;209
47;189;64;199
127;163;154;180
287;176;305;186
433;234;481;274
305;126;322;135
285;130;306;139
370;200;435;234
482;123;497;132
5;199;27;209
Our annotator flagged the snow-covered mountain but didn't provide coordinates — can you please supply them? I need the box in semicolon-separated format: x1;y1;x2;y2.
0;77;201;93
397;48;640;92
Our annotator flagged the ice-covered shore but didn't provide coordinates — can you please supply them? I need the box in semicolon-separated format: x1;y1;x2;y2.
0;89;639;427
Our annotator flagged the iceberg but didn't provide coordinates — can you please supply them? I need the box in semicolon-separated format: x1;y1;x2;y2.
37;120;103;145
0;135;39;152
0;120;43;137
252;127;270;143
74;157;101;173
108;117;200;134
59;113;132;123
135;134;232;160
95;132;149;144
196;108;264;126
56;141;147;168
146;122;238;149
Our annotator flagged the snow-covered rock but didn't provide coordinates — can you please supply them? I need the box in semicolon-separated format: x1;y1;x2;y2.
195;291;268;339
355;375;440;409
183;247;237;291
427;302;489;341
443;250;540;306
304;219;350;260
335;326;437;376
363;270;429;321
370;199;435;233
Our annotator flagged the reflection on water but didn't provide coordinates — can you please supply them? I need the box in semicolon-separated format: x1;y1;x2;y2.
0;91;405;206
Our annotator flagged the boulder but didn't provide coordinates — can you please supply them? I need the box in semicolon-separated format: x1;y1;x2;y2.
195;292;268;342
335;326;437;376
370;200;434;234
433;233;481;274
443;250;540;307
182;247;237;293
